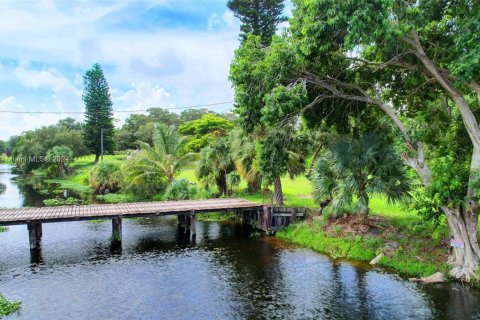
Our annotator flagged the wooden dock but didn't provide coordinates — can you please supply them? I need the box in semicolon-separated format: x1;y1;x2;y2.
0;198;304;251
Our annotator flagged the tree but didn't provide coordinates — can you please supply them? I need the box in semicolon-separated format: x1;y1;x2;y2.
11;123;88;173
312;134;410;216
147;108;181;127
58;117;83;131
279;0;480;280
230;129;262;193
227;0;287;46
179;108;214;123
197;137;235;196
125;124;192;185
46;145;74;177
89;161;122;195
0;140;5;155
82;63;115;163
178;114;233;152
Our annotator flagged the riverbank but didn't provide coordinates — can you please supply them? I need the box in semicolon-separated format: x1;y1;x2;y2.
276;213;452;279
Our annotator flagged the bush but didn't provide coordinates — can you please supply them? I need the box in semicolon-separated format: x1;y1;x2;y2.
89;161;122;195
164;179;198;200
43;197;83;206
122;155;168;199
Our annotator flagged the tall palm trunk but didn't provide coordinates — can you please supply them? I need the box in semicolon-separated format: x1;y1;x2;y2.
273;177;284;206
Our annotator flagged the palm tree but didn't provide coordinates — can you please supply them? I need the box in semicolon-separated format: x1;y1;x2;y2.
127;124;193;185
312;133;410;216
230;129;262;193
197;137;235;196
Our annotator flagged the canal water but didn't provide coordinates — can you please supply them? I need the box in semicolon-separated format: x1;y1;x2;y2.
1;164;480;320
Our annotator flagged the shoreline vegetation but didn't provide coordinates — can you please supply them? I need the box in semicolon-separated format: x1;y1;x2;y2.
30;154;459;283
0;294;21;317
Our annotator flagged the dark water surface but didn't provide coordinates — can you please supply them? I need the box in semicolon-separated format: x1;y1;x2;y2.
1;164;480;320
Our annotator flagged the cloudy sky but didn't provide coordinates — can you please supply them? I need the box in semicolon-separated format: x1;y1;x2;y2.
0;0;247;140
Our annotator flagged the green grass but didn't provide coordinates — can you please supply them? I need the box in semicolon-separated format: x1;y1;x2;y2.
0;226;8;232
95;193;140;204
45;154;126;194
0;294;21;317
196;212;237;221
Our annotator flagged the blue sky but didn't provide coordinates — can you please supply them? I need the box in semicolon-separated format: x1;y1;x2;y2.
0;0;247;140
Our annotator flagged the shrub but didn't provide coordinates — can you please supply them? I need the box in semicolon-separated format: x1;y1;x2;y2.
164;179;198;200
89;161;122;195
122;155;168;199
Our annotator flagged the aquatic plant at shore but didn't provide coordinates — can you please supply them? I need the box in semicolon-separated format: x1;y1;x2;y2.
0;294;21;316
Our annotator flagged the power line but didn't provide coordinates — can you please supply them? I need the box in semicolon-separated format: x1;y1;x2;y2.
0;101;234;114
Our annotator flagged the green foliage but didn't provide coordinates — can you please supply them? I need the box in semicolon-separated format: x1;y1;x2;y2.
0;226;8;232
11;119;88;173
46;145;74;177
0;294;21;317
122;153;168;199
0;140;5;155
230;35;298;133
178;114;233;152
227;0;286;46
164;179;198;201
230;129;262;193
228;172;241;188
95;193;139;204
114;108;216;151
89;161;122;194
413;156;470;224
259;128;307;184
46;179;93;194
122;124;192;198
43;197;83;206
197;137;235;195
312;134;410;216
82;63;115;161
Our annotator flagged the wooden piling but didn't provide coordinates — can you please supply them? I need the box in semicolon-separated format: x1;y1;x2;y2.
112;217;122;242
27;222;42;250
189;212;196;237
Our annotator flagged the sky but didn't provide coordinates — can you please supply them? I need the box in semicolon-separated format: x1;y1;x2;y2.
0;0;247;140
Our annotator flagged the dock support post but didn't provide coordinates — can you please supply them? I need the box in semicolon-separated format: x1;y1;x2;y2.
189;211;196;238
112;217;122;242
27;222;42;250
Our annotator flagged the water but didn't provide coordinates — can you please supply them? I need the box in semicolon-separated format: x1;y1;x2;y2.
1;164;480;320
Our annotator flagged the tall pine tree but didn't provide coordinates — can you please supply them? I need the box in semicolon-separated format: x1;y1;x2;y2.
82;63;115;163
227;0;286;46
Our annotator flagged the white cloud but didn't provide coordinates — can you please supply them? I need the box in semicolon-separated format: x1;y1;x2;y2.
0;1;240;138
0;96;63;140
14;64;82;112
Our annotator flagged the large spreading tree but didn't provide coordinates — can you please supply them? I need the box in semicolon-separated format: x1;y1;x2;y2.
231;0;480;281
82;63;115;163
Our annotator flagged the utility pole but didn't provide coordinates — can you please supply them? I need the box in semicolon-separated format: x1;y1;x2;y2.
100;127;104;161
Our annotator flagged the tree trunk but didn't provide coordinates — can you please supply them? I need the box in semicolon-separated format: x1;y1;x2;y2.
59;162;66;177
273;177;284;206
94;154;100;163
216;173;228;196
442;205;480;281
